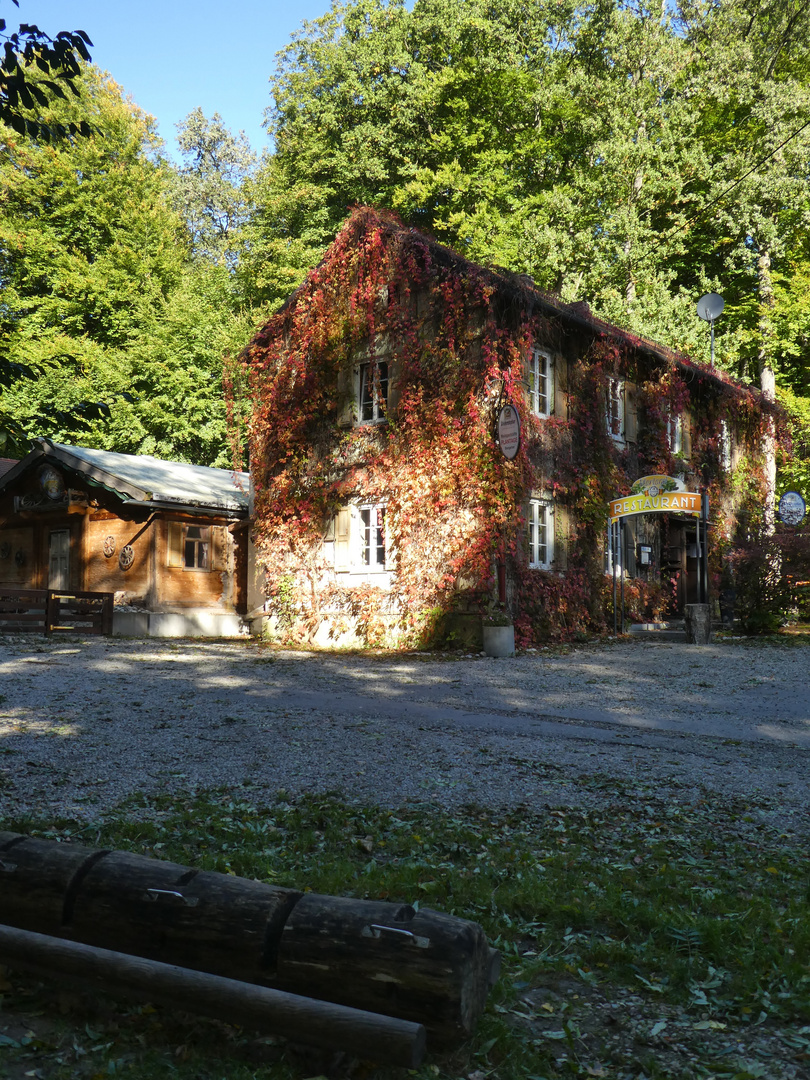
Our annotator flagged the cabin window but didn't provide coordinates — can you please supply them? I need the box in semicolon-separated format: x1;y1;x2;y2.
359;504;386;570
168;523;211;571
720;420;732;471
669;414;683;455
606;377;625;442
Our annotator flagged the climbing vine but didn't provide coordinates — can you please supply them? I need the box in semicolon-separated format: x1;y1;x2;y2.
238;207;777;647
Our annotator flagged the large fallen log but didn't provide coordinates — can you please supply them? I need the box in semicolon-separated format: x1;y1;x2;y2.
0;923;426;1067
0;831;499;1047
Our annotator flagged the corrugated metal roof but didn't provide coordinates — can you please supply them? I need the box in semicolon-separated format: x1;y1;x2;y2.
37;441;249;512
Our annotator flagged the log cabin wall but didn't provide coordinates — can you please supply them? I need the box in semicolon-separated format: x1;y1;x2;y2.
1;476;244;614
83;512;154;604
154;518;237;611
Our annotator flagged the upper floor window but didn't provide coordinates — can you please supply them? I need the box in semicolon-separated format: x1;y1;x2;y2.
720;420;732;471
606;378;624;442
527;348;553;418
669;414;683;456
527;497;554;570
359;360;388;424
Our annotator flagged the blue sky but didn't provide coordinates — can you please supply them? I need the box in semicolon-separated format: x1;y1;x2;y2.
21;0;332;155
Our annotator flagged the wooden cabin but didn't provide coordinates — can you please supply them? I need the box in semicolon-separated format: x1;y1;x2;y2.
0;439;250;637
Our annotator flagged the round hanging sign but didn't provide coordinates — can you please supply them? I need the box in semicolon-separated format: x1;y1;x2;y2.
38;464;65;501
496;403;521;461
119;544;135;570
103;535;116;558
779;490;806;526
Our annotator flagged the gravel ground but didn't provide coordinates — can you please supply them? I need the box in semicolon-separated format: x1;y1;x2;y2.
1;634;808;832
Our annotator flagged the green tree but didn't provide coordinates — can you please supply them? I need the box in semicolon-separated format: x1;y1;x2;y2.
173;107;256;267
0;67;256;464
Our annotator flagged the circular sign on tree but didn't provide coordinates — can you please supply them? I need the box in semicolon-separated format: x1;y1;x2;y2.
496;403;521;460
779;490;806;526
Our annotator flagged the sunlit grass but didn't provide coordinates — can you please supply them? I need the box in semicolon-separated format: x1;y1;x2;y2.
2;790;809;1078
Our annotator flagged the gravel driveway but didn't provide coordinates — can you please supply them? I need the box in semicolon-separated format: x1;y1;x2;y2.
1;635;808;833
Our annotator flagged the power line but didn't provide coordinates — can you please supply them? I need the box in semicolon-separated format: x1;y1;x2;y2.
653;113;810;250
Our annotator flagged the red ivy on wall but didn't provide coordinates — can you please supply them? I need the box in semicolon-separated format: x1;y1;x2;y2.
237;208;775;647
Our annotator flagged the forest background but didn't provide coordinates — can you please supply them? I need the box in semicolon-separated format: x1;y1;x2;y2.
1;0;808;498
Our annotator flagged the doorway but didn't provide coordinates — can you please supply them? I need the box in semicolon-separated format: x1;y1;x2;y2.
662;519;700;615
48;529;70;590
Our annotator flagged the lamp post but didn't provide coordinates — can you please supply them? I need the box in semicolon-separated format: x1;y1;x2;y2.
696;293;724;369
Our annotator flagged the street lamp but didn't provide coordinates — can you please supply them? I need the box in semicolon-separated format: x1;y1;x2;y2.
696;292;724;369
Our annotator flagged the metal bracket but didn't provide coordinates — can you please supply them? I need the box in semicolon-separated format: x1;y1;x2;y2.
143;888;199;907
363;924;430;948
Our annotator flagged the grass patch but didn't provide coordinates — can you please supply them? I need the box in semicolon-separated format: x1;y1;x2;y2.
1;792;809;1079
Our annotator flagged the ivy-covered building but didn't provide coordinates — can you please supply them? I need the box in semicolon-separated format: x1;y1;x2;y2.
243;208;776;648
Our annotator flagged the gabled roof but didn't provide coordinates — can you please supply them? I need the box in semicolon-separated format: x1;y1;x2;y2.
0;439;249;516
267;207;760;403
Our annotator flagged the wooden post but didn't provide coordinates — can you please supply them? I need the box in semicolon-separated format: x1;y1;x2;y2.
0;924;427;1067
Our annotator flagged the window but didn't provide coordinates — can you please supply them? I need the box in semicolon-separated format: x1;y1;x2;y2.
606;378;624;442
527;348;553;417
358;360;388;424
669;414;683;455
168;523;211;571
720;420;732;471
359;504;386;569
527;498;554;570
604;526;622;576
331;504;390;573
184;526;209;569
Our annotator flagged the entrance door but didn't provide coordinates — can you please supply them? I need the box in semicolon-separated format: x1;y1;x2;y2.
662;520;699;614
48;530;70;590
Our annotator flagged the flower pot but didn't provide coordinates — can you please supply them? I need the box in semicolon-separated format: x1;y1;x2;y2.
482;623;515;658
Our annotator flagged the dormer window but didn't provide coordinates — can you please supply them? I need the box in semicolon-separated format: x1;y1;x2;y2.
527;348;553;418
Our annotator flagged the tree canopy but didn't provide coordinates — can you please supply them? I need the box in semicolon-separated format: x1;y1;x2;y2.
0;0;808;491
0;68;253;464
245;0;810;396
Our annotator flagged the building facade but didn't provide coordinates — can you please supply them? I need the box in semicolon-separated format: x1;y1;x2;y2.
0;439;250;637
243;208;774;648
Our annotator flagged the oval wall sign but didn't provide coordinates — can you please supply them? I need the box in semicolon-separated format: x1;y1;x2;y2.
779;490;806;526
497;404;521;461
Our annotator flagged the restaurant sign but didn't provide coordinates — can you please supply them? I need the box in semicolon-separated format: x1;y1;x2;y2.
609;475;701;524
496;403;521;460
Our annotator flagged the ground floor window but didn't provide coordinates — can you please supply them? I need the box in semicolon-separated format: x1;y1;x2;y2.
169;522;211;570
359;504;386;569
528;498;554;569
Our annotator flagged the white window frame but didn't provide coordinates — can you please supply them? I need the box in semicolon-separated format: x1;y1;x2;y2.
527;497;554;570
605;525;623;577
357;360;389;425
669;413;683;456
606;377;625;443
357;502;387;571
527;347;553;418
720;420;732;471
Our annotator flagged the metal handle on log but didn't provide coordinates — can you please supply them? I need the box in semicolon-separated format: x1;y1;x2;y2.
0;923;426;1068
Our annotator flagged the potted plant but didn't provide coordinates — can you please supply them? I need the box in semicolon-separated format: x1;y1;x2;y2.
481;604;515;657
